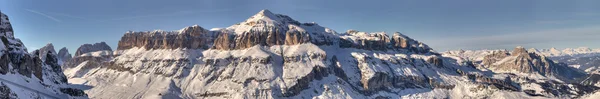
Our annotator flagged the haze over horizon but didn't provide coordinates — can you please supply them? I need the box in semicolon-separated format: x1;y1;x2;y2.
1;0;599;52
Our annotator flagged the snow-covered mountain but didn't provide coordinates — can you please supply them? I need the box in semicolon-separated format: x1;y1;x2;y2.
0;10;87;99
59;9;600;99
529;47;600;57
74;42;112;57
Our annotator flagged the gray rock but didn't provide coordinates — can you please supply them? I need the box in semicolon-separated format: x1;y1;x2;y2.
37;43;57;61
57;47;72;63
75;42;112;56
117;25;214;50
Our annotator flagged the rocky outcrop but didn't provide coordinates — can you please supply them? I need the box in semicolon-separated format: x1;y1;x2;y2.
0;82;18;99
339;31;432;53
427;56;444;67
43;50;68;84
0;11;86;98
75;42;112;56
63;55;111;69
482;50;510;67
482;46;586;82
37;43;57;61
36;44;72;65
212;31;234;50
0;11;14;38
57;47;72;63
390;32;431;53
284;30;309;45
117;25;215;50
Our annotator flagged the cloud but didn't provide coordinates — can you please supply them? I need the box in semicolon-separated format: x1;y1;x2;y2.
426;26;600;50
25;9;61;22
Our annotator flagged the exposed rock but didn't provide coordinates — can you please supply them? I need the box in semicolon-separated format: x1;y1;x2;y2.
37;43;57;61
426;56;444;67
212;31;234;50
75;42;112;56
339;31;432;53
117;25;214;50
482;46;586;82
57;47;72;63
60;88;88;97
390;32;431;53
0;82;18;99
43;50;68;84
63;55;111;69
0;11;14;39
284;30;310;45
0;53;9;74
537;81;598;97
282;66;329;97
482;50;510;67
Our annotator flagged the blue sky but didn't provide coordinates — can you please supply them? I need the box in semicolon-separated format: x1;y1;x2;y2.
1;0;599;53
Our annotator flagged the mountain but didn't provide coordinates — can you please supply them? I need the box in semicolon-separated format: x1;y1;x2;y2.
63;42;114;79
37;43;57;61
57;47;72;65
481;46;586;82
0;11;87;99
446;47;600;97
61;9;600;99
74;42;112;56
532;47;600;57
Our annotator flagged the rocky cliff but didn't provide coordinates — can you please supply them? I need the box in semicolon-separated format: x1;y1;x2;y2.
117;25;216;50
37;43;57;61
74;42;112;56
117;10;430;54
57;47;72;64
0;10;87;98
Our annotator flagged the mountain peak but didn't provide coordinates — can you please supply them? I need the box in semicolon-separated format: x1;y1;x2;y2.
256;9;276;17
227;9;303;34
512;46;528;56
246;9;280;23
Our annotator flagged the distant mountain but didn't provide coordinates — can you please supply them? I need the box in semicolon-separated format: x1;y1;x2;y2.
57;47;72;65
531;47;600;57
59;9;600;99
74;42;112;57
481;46;586;82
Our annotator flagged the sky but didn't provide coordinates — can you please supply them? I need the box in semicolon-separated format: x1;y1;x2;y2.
1;0;599;53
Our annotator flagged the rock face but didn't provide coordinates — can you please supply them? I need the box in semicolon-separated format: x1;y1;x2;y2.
339;31;432;53
63;42;114;74
0;11;87;98
37;43;57;61
0;11;41;79
57;47;72;63
117;25;215;50
75;42;112;56
482;46;586;82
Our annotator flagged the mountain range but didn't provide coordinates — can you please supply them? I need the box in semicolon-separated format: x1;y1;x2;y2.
2;9;600;99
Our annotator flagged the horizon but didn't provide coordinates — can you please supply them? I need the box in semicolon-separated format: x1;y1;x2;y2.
1;0;599;53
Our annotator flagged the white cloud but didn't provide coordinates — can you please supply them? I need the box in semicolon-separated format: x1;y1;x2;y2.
25;9;61;22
